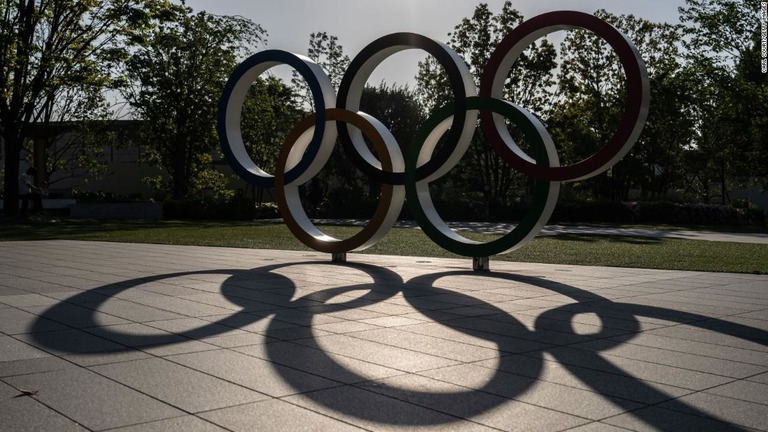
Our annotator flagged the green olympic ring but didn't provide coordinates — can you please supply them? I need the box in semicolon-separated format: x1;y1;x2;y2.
405;96;560;257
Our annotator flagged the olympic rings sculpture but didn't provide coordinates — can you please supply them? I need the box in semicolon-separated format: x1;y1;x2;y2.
218;11;650;261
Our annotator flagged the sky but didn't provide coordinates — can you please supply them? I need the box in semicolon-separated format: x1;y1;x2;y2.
182;0;689;86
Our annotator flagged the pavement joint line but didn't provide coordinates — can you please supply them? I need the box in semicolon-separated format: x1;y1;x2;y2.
558;338;765;380
263;396;374;432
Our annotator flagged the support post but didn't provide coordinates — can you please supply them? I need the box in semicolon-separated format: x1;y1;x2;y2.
473;256;490;272
332;252;347;263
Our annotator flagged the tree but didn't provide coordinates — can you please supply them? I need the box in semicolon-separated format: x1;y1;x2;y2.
416;1;556;114
300;81;427;218
679;0;761;64
550;10;686;201
286;32;427;217
415;1;557;216
634;64;696;199
676;58;735;203
0;0;177;215
122;8;265;199
353;82;425;201
24;120;113;191
239;75;304;201
288;31;353;216
21;77;116;191
360;82;425;150
291;32;350;108
678;0;766;203
735;31;768;184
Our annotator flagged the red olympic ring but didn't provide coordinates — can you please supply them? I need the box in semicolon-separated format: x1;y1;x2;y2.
479;10;650;181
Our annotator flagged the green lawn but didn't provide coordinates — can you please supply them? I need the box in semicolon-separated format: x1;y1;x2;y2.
2;217;766;274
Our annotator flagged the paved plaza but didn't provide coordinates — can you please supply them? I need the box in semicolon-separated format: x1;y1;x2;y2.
1;240;767;431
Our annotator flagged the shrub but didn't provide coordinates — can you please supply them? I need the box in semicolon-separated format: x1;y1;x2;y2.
550;201;637;223
163;196;278;220
733;199;767;226
637;202;751;225
312;187;379;219
544;201;760;226
431;196;487;221
71;190;145;203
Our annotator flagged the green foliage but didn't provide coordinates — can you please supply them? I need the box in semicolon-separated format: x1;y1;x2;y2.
551;201;637;224
677;0;767;202
319;82;425;218
361;82;426;149
190;155;235;201
415;1;557;215
71;190;145;203
23;119;118;190
240;76;304;176
550;11;688;201
636;202;756;225
416;1;556;113
292;31;350;107
4;0;765;224
732;32;768;183
0;0;180;214
407;0;766;219
289;34;426;219
678;0;761;62
123;7;265;200
162;196;278;220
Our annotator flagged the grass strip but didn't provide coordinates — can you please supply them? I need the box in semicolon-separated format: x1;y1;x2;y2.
2;218;766;274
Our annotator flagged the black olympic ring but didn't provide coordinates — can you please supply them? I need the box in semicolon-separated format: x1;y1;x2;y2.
337;32;477;185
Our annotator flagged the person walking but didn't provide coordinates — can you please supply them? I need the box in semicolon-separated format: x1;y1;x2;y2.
19;167;44;217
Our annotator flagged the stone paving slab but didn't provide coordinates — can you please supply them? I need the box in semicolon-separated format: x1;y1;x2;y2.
0;240;767;431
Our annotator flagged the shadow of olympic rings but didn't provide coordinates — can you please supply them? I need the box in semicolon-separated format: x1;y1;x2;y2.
31;263;765;431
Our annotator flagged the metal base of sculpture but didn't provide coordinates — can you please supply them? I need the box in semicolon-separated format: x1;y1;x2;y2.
473;257;490;272
332;252;347;263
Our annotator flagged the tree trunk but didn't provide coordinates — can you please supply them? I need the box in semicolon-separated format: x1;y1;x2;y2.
2;132;22;216
172;135;189;199
172;168;189;200
720;160;729;205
